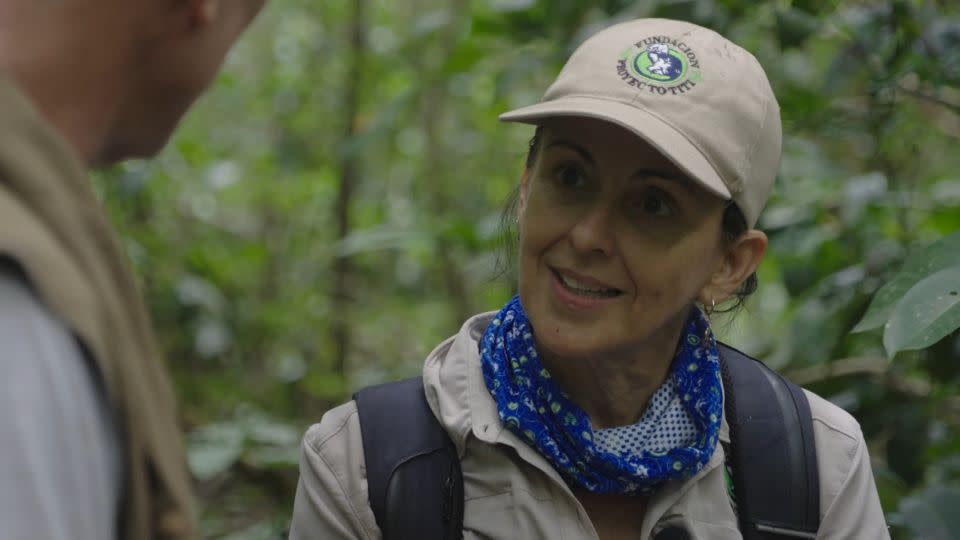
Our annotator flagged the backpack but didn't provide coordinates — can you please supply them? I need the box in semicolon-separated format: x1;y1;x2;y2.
353;343;820;540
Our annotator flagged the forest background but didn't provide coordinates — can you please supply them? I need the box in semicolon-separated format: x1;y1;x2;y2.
94;0;960;538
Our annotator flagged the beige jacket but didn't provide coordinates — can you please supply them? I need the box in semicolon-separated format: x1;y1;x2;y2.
290;313;889;539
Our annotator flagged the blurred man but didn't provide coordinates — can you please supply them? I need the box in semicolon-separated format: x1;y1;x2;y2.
0;1;266;538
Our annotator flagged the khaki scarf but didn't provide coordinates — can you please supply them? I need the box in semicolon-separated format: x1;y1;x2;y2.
0;75;195;539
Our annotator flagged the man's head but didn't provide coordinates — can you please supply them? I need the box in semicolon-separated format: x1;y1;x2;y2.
0;0;266;166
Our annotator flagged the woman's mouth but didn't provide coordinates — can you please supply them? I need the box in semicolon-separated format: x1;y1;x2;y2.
552;269;623;299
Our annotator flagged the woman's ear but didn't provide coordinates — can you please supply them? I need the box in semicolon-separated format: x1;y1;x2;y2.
700;229;767;305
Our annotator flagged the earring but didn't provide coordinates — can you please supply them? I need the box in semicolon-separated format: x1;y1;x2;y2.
704;297;716;318
702;298;716;347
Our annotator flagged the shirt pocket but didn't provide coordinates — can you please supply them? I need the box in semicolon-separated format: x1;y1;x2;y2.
464;490;584;540
652;516;742;540
689;521;741;540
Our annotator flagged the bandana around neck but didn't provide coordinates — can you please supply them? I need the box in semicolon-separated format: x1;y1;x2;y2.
479;295;723;495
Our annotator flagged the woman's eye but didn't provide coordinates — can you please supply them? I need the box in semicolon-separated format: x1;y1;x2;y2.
636;190;674;217
555;165;587;188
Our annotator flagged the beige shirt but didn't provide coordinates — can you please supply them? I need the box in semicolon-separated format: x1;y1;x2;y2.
290;313;889;539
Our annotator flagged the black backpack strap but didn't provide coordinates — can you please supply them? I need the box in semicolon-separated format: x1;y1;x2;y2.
718;343;820;539
353;377;464;540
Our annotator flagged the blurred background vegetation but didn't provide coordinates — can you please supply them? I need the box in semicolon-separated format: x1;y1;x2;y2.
94;0;960;537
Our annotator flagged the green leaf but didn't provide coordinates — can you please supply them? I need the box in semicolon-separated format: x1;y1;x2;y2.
775;7;820;49
854;231;960;332
247;445;300;468
187;423;245;481
334;226;427;257
245;414;300;446
488;0;535;13
883;266;960;357
894;485;960;540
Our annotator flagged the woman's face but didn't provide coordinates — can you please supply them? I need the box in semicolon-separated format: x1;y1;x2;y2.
518;117;733;362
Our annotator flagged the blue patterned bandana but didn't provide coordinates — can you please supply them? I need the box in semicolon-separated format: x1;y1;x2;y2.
480;295;722;495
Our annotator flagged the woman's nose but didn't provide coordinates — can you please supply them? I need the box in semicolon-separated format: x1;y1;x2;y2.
568;202;616;256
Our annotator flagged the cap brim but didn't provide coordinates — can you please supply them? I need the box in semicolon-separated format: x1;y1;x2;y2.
499;96;731;201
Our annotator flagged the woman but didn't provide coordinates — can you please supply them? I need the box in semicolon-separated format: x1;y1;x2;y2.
289;18;888;539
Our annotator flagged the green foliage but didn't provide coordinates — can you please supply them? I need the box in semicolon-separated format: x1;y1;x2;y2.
853;231;960;359
187;408;300;482
882;265;960;357
891;485;960;540
855;233;960;333
94;0;960;536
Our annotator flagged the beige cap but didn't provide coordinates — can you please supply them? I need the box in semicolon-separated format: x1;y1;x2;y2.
500;18;781;227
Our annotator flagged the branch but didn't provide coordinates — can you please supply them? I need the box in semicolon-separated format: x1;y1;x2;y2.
897;84;960;116
784;355;931;397
785;356;889;385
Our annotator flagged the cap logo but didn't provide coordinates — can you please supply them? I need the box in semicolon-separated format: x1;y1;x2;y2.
616;36;702;95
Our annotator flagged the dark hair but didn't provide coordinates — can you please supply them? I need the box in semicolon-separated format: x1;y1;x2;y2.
495;126;758;312
524;126;544;170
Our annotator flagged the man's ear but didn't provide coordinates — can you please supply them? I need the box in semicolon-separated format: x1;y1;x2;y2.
186;0;218;29
699;229;767;305
154;0;218;34
142;0;217;38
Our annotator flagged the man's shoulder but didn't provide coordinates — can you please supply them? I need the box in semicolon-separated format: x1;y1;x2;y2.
0;259;54;330
0;257;98;394
0;256;108;410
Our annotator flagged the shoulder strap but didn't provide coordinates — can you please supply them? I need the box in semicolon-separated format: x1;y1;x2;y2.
718;343;820;539
353;377;464;540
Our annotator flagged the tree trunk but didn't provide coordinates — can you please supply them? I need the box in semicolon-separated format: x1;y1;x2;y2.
420;0;473;324
332;0;367;377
